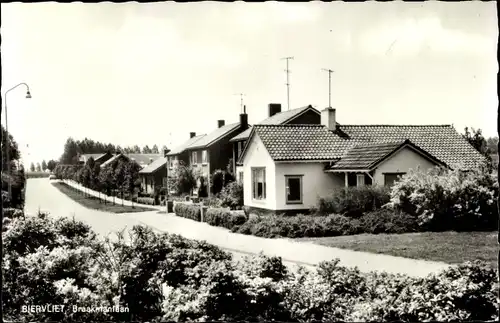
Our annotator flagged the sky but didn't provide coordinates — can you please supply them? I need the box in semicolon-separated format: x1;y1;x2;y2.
1;1;498;166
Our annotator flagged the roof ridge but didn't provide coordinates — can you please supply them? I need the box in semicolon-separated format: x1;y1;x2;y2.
254;124;324;128
339;124;453;127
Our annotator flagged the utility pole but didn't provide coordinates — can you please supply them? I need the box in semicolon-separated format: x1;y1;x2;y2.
282;57;294;110
322;68;334;108
234;93;246;113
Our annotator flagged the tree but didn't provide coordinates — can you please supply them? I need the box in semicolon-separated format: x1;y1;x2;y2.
152;144;159;154
142;145;152;154
30;162;35;172
41;160;48;172
91;162;102;201
114;160;128;206
463;127;493;170
100;165;116;204
1;125;21;172
60;138;80;164
132;145;141;153
35;162;41;172
486;137;498;154
123;161;142;207
47;160;58;172
169;161;197;195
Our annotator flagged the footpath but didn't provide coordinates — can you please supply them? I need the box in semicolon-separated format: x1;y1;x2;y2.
62;179;452;278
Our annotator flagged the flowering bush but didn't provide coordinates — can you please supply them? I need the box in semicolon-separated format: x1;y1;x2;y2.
317;185;391;217
390;166;498;231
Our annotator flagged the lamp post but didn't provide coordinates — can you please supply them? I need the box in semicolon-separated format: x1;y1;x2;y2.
3;83;32;198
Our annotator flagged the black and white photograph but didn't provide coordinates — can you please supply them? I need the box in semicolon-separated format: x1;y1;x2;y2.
1;1;498;322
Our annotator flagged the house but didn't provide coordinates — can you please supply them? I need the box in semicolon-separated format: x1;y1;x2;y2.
78;152;113;165
229;103;322;184
167;111;249;196
138;148;170;194
100;153;162;169
167;133;207;170
238;107;485;213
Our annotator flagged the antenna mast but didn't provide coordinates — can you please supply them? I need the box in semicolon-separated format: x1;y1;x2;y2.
322;68;334;108
281;56;294;110
234;93;246;113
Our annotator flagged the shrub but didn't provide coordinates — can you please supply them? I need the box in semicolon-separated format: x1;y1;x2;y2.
236;214;365;238
360;209;419;234
2;207;24;219
201;196;223;208
219;181;244;210
211;169;234;195
390;166;498;231
349;261;499;322
317;185;391;217
137;197;155;205
204;208;247;230
173;202;201;222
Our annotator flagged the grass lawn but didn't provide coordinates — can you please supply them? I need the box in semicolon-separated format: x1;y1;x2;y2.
302;231;498;267
52;182;154;213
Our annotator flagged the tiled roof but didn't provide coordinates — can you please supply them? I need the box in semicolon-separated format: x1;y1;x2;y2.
187;122;242;150
329;139;446;170
241;124;351;162
167;134;206;156
337;125;484;170
79;153;105;162
127;154;162;167
229;105;319;142
100;153;162;168
330;141;406;170
241;124;485;170
139;157;167;174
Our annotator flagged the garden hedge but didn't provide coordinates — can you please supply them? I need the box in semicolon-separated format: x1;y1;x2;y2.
204;208;247;229
173;203;201;222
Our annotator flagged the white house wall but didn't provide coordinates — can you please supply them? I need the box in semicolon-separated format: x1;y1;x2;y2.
275;162;343;211
373;146;437;184
241;134;276;210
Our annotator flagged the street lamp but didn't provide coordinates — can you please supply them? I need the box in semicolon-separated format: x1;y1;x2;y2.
3;82;31;198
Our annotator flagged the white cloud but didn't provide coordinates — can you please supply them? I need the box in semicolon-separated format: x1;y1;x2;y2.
360;16;496;57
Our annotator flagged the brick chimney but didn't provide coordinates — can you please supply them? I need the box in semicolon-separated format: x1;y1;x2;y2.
218;120;225;128
268;103;281;117
163;147;171;157
190;132;196;138
321;107;336;131
239;105;249;130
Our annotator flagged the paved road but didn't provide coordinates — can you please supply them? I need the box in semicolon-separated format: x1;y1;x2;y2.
25;178;452;277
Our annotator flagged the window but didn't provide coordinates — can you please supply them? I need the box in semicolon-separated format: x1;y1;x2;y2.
285;175;303;204
251;167;266;200
202;150;208;164
192;151;198;165
384;172;406;187
169;157;174;168
356;174;365;187
239;171;244;184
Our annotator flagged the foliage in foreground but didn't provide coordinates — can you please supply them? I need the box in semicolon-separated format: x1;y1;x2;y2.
2;211;498;322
